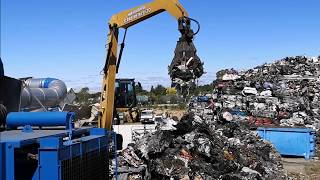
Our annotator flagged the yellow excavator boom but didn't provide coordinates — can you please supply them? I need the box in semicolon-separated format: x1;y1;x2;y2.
109;0;188;29
99;0;191;130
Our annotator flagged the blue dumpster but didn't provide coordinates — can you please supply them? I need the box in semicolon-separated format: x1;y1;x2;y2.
257;127;316;159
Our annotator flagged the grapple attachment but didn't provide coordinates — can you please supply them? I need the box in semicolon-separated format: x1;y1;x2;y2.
169;17;204;96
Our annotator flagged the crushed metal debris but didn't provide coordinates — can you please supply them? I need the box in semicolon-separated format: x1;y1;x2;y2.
113;113;287;179
209;56;320;131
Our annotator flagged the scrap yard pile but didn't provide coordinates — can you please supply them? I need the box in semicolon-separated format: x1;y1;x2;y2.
114;113;287;179
212;56;320;132
113;55;320;179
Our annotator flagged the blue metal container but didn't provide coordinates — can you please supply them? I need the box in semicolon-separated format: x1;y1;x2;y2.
6;112;74;129
231;110;247;117
257;127;316;159
197;96;209;102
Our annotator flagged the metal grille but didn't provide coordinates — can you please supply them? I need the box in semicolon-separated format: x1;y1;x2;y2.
61;149;108;180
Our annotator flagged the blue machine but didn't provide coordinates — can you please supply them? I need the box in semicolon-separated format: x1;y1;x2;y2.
257;127;316;159
0;112;117;180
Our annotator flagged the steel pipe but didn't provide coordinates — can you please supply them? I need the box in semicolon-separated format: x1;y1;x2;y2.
6;111;74;128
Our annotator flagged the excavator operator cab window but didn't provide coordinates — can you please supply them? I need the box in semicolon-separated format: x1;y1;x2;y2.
115;79;137;108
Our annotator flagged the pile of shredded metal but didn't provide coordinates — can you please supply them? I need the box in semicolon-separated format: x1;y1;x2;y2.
115;113;288;180
211;56;320;130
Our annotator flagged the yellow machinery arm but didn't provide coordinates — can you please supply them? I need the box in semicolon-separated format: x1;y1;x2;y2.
109;0;188;29
99;0;190;130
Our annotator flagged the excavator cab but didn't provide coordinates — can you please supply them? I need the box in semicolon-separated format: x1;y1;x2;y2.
114;79;137;109
114;79;140;124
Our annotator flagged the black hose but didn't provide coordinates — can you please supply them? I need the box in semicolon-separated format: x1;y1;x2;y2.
188;17;201;35
0;104;7;126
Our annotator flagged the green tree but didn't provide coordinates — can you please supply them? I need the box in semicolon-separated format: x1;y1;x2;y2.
76;87;90;104
80;87;89;94
198;84;213;93
189;83;213;96
135;83;148;95
169;95;179;104
153;85;166;96
149;94;156;105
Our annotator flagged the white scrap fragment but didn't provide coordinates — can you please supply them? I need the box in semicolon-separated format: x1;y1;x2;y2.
242;87;258;95
228;138;243;146
260;90;272;97
222;74;241;81
193;115;203;123
241;167;261;176
156;118;177;131
222;111;233;121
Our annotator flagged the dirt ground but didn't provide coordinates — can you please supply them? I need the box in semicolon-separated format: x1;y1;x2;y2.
283;158;320;180
121;107;186;123
153;108;185;119
283;145;320;180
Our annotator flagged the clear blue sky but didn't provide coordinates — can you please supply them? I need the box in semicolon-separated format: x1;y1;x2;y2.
1;0;319;91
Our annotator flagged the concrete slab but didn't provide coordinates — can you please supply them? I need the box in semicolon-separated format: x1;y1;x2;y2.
113;124;156;149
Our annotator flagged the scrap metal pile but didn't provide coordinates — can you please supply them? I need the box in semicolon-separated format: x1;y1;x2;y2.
113;55;320;179
211;56;320;131
114;113;287;179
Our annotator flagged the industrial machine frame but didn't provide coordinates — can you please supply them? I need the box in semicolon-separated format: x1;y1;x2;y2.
0;127;117;180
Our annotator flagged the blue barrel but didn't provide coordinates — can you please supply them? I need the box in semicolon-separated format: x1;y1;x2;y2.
6;112;74;128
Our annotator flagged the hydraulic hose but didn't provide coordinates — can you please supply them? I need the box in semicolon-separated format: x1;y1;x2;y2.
0;104;7;126
188;17;200;35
